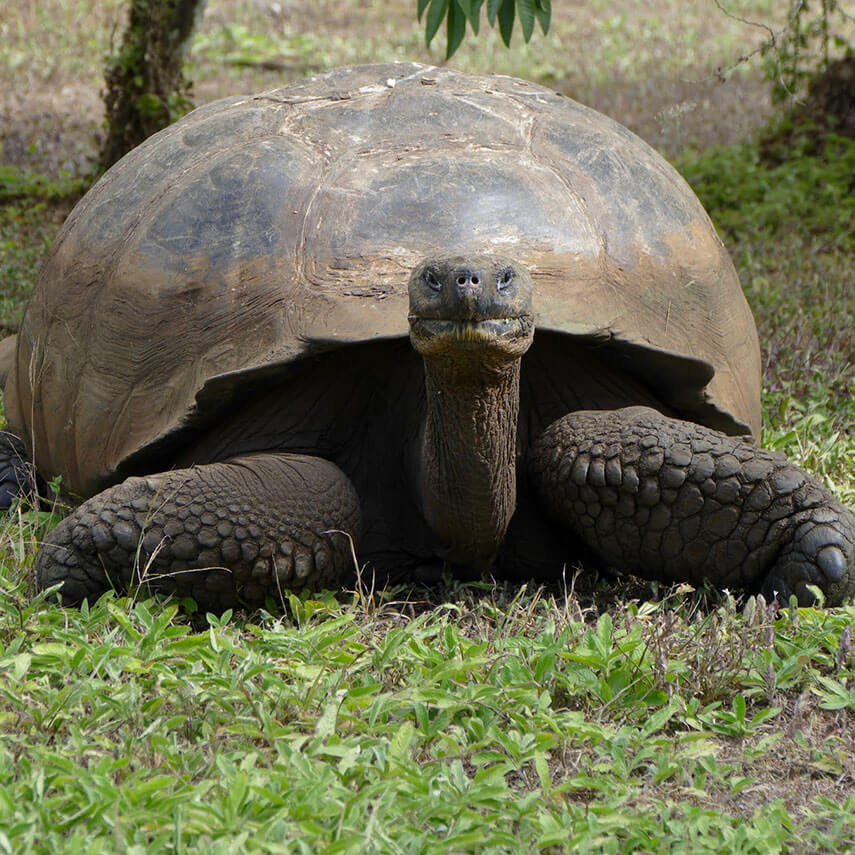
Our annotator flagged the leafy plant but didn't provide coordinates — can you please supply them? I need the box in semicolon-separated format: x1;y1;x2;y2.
191;23;330;72
0;167;87;204
0;198;75;333
3;584;854;851
418;0;551;59
677;133;855;252
677;130;855;511
766;0;854;102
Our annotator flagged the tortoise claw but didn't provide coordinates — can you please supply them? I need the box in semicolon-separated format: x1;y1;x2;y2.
0;431;45;510
762;519;855;606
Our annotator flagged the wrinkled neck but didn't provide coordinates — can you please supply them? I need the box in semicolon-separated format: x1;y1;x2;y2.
419;355;520;568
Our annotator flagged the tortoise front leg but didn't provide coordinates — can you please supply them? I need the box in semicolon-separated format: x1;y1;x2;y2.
35;453;361;612
531;406;855;605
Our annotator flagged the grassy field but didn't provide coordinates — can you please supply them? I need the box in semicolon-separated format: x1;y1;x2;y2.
1;1;854;852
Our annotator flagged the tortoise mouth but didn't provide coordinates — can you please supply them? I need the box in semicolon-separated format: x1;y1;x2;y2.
408;314;534;356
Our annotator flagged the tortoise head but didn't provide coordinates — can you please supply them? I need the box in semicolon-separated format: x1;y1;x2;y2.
407;255;534;365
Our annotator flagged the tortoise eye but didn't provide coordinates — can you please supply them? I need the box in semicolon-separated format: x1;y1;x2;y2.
425;270;442;291
497;269;515;290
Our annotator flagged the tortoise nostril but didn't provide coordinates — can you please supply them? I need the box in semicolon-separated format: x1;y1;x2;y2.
471;275;479;285
457;276;466;286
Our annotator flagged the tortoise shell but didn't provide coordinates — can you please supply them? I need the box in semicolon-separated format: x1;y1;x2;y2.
6;63;761;497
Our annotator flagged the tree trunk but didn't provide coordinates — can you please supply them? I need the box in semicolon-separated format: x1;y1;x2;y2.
100;0;207;169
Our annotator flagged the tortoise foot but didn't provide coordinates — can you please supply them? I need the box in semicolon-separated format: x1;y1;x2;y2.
35;453;361;612
759;513;855;605
531;406;855;605
0;431;44;509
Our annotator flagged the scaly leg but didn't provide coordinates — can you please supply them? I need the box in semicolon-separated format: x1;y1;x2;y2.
35;453;361;611
532;406;855;605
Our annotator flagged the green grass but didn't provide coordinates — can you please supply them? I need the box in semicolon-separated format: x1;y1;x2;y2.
678;135;855;253
0;0;125;89
1;579;854;853
0;203;66;337
0;166;81;335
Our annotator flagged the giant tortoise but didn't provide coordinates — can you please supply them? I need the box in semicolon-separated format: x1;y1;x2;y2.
1;63;853;610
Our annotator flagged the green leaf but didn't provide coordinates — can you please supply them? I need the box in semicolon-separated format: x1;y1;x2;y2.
518;0;535;41
418;0;431;18
389;721;416;761
815;675;855;710
486;0;502;26
465;0;483;33
534;750;552;792
594;612;614;662
5;652;31;681
314;700;339;739
445;0;466;59
750;706;782;727
166;634;213;655
534;0;551;32
640;702;678;738
497;0;515;45
30;642;75;660
425;0;450;45
133;93;166;119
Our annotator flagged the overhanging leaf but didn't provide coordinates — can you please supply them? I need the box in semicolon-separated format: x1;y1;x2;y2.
467;0;483;33
447;0;467;58
518;0;535;41
534;0;551;33
497;0;515;46
425;0;450;45
486;0;503;26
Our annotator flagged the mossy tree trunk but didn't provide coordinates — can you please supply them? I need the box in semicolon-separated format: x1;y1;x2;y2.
100;0;207;169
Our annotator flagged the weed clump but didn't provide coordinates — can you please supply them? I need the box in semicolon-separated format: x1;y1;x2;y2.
761;56;855;165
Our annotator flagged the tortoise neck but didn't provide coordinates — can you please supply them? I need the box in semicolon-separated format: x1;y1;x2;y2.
419;354;520;568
